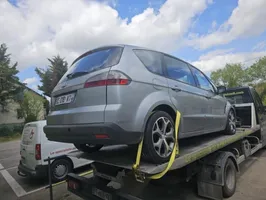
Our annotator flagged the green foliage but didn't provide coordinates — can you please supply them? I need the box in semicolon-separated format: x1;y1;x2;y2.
35;55;68;97
210;63;246;87
0;125;13;137
0;43;22;112
17;91;43;123
246;56;266;81
210;57;266;105
253;82;266;105
0;123;23;137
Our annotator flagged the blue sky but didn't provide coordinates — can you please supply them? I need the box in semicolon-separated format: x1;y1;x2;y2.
3;0;266;94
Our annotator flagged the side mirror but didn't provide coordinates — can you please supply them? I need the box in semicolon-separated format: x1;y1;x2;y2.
217;86;226;94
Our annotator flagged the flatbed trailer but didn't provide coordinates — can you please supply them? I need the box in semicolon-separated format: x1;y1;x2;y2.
66;99;266;200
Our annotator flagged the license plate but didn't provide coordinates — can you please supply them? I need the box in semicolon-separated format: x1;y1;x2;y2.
92;187;112;200
55;93;75;105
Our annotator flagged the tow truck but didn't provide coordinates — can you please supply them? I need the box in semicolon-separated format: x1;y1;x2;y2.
66;86;266;200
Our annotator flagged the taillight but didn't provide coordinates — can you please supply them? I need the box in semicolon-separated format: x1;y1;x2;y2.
68;180;80;190
84;71;131;88
35;144;41;160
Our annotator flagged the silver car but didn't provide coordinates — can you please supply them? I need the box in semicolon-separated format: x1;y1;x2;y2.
44;44;236;164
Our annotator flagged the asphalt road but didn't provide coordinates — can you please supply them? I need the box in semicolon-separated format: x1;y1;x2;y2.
2;139;266;200
0;140;50;199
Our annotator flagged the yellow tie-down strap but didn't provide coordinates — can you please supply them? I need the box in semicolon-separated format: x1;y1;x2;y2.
132;111;181;180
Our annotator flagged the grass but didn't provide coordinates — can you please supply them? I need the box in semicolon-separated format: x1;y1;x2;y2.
0;133;21;143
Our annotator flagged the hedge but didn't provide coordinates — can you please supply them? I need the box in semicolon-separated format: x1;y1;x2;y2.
0;123;24;137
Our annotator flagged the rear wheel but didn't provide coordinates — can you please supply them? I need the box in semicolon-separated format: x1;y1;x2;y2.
74;144;103;153
224;109;236;135
51;159;72;182
222;159;236;198
143;111;176;164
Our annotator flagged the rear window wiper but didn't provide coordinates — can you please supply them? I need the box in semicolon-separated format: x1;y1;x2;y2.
66;71;88;79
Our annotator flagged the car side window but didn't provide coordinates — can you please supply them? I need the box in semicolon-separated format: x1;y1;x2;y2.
134;50;163;75
164;55;196;86
191;67;215;92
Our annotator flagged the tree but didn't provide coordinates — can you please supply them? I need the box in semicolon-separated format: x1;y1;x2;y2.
17;91;43;123
0;43;22;112
210;63;246;87
35;55;68;97
246;56;266;82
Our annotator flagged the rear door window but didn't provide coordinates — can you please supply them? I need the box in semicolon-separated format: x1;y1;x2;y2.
66;47;123;79
134;50;163;75
164;55;196;86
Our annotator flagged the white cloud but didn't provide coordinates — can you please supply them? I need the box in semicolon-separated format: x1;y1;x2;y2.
23;77;38;85
0;0;211;70
189;0;266;49
192;49;266;72
252;41;266;51
30;84;38;91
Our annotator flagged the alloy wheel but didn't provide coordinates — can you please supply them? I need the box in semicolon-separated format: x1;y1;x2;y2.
229;110;236;133
152;117;175;158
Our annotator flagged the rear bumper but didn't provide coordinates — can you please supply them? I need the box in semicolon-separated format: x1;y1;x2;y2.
43;123;142;145
18;161;47;178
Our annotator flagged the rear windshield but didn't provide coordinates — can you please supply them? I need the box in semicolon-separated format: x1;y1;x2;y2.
66;47;123;79
222;89;252;104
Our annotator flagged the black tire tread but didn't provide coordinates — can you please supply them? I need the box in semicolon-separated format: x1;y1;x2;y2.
142;111;175;164
222;159;236;198
51;159;72;182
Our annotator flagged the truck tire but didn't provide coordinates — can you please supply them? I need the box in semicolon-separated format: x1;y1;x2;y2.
224;109;236;135
74;144;103;153
222;159;236;198
143;111;176;164
51;159;72;182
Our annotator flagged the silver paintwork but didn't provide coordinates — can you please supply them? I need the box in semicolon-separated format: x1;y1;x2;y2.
47;44;234;141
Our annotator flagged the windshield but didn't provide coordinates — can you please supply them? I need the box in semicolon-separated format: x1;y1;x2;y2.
63;47;123;80
222;89;252;104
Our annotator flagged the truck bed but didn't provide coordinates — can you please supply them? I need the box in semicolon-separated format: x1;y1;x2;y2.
68;126;260;175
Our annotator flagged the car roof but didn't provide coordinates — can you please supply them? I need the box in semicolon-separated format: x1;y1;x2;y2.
71;44;198;70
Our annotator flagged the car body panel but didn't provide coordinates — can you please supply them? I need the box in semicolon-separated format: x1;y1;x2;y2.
44;44;233;145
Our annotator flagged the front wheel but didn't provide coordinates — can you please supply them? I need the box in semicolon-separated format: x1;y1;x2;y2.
143;111;176;164
224;109;236;135
74;144;103;153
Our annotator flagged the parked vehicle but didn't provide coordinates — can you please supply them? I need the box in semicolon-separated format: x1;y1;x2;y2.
18;120;92;182
44;44;236;164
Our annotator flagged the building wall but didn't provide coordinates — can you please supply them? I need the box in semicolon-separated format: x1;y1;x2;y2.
0;90;45;125
0;101;24;124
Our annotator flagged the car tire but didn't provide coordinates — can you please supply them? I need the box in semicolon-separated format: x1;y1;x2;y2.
224;109;237;135
143;111;176;164
222;159;237;198
51;159;72;182
74;144;103;153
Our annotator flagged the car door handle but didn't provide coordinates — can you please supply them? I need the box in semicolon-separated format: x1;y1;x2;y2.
205;96;211;99
171;86;181;92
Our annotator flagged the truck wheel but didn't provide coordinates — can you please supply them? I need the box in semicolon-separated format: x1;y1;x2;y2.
224;109;236;135
74;144;103;153
51;159;72;182
222;159;236;198
143;111;176;164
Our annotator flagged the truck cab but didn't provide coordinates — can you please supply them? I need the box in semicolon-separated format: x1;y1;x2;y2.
222;86;266;140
